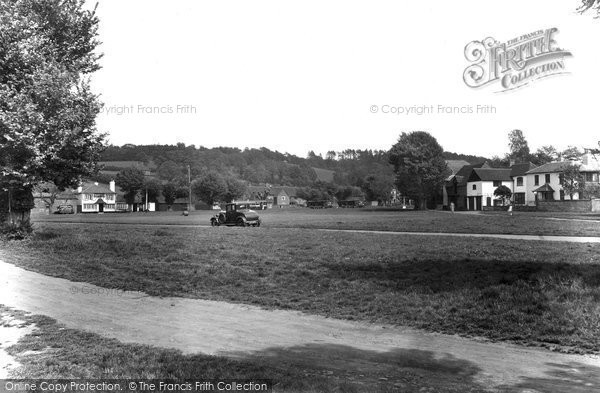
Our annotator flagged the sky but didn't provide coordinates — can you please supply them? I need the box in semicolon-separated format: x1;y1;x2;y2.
89;0;600;159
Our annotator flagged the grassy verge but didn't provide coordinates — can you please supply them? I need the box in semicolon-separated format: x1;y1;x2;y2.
3;223;600;354
33;209;600;237
1;306;489;393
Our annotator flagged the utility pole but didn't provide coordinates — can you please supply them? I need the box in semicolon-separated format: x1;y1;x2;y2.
187;165;192;212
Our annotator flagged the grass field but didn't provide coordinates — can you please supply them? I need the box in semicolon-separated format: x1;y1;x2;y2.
3;214;600;355
34;208;600;237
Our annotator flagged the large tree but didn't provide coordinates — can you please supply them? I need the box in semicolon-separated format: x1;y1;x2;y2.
388;131;448;210
507;129;530;163
116;168;145;205
0;0;105;229
192;172;228;206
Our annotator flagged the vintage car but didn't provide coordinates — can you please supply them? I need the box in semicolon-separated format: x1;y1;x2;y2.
53;205;74;214
210;202;261;227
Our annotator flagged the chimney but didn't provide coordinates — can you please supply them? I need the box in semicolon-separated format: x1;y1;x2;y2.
582;149;591;166
109;180;115;192
509;159;516;167
77;185;82;193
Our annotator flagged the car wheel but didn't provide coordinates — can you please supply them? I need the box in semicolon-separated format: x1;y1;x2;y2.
237;218;246;227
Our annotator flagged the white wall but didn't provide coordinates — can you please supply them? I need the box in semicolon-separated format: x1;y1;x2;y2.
525;172;579;202
467;181;513;207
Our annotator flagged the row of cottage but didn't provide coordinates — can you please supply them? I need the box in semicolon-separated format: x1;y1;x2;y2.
443;151;600;211
33;181;301;214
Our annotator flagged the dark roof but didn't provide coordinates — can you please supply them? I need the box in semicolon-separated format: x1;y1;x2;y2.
510;162;537;177
271;186;297;197
446;160;471;175
533;184;555;193
526;161;572;174
469;168;512;182
449;163;489;185
80;182;116;194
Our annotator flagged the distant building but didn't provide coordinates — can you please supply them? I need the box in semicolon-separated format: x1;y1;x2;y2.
466;168;513;210
76;181;118;213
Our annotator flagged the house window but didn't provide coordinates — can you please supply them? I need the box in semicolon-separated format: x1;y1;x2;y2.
85;194;93;200
545;174;551;184
84;204;95;210
516;177;523;186
534;175;539;186
493;181;501;187
514;193;525;205
584;172;599;182
472;184;476;190
560;190;565;201
487;197;492;206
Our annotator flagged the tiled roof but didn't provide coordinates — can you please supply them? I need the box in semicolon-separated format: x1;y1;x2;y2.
80;182;116;194
510;162;537;177
469;168;512;182
445;160;470;175
526;161;573;174
533;184;555;193
447;163;488;185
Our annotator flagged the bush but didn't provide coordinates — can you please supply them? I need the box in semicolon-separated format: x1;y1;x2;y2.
0;222;34;240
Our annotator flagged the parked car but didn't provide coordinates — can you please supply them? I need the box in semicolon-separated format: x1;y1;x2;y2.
210;202;261;227
306;200;333;209
54;205;74;214
338;200;365;208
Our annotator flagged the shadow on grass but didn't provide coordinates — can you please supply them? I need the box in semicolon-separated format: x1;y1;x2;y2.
331;258;600;293
226;343;488;392
499;362;600;393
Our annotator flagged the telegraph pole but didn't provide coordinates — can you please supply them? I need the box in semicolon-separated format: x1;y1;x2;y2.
187;165;192;212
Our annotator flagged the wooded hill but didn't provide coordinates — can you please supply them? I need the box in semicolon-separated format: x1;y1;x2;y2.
97;144;489;202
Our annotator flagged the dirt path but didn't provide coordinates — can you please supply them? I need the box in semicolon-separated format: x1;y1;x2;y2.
1;260;599;392
37;220;600;243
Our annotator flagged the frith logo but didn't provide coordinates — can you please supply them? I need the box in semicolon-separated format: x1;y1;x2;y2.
463;28;572;92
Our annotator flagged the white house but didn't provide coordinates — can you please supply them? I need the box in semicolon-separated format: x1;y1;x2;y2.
510;162;537;206
525;162;579;203
76;181;118;213
466;168;512;210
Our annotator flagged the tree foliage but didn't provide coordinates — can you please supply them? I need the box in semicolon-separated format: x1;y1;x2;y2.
388;131;448;209
507;129;530;163
192;172;228;206
116;168;145;205
0;0;105;226
559;164;584;199
493;185;512;205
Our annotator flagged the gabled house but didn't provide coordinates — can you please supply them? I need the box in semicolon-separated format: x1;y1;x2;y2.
442;160;470;208
466;168;513;210
444;162;489;210
76;181;118;213
525;162;581;203
245;185;297;207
